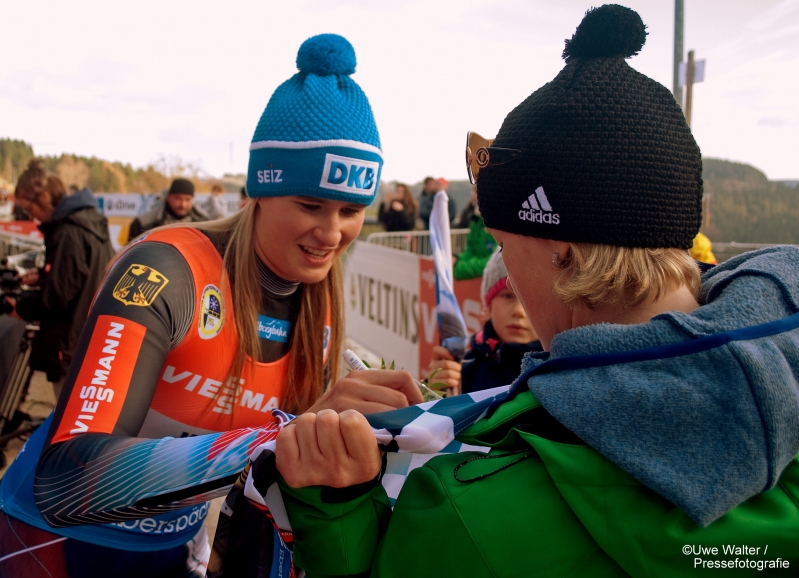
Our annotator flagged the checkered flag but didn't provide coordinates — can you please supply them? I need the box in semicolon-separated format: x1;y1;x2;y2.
369;385;510;505
251;385;510;506
209;386;510;577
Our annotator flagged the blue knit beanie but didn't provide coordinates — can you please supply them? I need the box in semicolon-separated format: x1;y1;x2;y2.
247;34;382;204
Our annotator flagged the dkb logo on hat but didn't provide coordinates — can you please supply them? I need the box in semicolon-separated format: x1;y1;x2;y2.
518;187;560;225
320;154;379;196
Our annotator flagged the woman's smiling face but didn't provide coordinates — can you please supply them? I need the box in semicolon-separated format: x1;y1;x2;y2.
253;196;366;284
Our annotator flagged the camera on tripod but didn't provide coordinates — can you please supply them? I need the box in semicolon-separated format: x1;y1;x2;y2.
0;250;43;315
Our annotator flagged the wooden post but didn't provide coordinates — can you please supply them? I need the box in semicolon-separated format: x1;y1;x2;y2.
684;50;695;127
673;0;684;107
703;193;712;229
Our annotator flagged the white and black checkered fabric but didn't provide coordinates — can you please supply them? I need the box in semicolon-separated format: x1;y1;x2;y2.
369;386;509;504
243;385;510;511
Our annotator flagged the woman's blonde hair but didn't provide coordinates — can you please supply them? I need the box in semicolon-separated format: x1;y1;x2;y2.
189;202;342;414
555;243;701;310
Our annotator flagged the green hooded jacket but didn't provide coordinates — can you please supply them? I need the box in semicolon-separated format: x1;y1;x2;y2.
280;390;799;577
279;248;799;577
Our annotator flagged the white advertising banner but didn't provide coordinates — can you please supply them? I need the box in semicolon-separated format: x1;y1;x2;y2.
344;241;422;377
94;192;240;218
94;193;151;217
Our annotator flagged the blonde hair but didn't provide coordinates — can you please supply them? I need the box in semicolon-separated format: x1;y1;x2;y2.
187;203;342;414
555;243;701;310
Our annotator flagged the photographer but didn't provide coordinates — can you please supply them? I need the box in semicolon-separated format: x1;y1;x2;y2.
5;160;114;394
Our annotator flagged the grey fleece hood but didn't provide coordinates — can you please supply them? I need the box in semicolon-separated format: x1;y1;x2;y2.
520;246;799;526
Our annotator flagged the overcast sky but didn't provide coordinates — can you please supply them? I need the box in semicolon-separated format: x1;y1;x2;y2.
2;0;797;183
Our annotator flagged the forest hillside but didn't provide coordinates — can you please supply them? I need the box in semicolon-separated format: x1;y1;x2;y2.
3;139;796;243
0;138;236;193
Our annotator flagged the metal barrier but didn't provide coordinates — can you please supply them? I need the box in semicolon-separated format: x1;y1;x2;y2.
0;232;45;262
365;229;470;257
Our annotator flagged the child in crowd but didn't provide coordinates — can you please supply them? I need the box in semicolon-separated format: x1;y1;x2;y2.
428;250;542;395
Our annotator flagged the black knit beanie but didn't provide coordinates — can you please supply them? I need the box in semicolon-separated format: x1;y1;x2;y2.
477;4;702;249
168;178;195;197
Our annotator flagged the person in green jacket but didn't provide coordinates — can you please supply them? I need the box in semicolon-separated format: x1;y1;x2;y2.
453;210;496;280
453;184;496;280
238;6;799;577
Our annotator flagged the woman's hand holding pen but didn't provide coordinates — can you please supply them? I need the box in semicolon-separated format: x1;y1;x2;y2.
307;370;424;415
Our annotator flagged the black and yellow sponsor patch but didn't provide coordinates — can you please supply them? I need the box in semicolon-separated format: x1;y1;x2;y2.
112;264;169;307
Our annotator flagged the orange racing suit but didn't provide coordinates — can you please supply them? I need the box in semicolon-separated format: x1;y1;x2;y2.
0;227;330;576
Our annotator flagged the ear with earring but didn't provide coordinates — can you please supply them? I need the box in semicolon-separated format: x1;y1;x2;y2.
552;252;569;268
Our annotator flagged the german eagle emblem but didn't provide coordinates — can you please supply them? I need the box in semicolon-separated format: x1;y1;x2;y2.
112;264;169;307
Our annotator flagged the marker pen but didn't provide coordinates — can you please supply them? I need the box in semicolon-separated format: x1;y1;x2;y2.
342;349;443;401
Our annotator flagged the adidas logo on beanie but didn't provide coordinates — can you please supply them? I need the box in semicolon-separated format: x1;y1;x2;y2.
247;34;383;204
477;5;702;249
518;187;560;224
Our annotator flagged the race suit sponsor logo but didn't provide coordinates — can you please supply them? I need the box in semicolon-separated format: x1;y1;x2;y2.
319;153;379;196
198;284;224;340
112;264;169;307
161;365;280;415
258;315;290;343
113;502;209;535
518;186;560;224
53;315;146;442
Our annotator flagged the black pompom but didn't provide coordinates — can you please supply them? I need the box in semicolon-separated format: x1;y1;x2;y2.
562;4;647;62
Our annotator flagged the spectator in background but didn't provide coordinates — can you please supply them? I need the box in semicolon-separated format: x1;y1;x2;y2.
4;159;114;395
454;186;478;228
127;177;208;241
453;196;495;280
427;251;541;396
418;176;456;229
417;177;437;229
377;183;418;232
207;183;227;220
0;189;13;221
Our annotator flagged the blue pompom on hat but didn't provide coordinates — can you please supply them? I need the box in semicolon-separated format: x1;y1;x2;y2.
247;34;383;205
